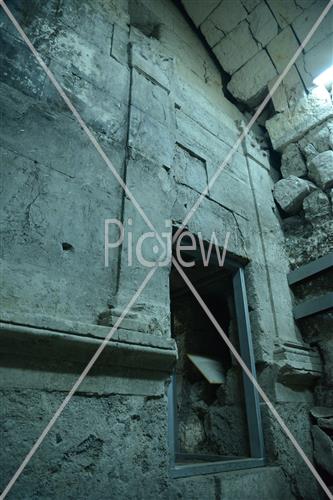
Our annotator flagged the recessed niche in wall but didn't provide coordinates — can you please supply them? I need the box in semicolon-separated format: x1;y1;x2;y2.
168;232;265;477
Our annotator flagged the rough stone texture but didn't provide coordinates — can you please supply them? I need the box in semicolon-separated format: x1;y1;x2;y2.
170;466;293;500
284;219;333;268
266;87;333;151
273;175;316;214
0;0;324;498
303;190;331;224
199;17;225;48
267;27;299;74
248;2;278;47
185;0;333;103
213;21;259;74
299;119;333;161
297;33;333;90
228;50;277;106
268;67;306;113
312;425;333;476
202;0;247;35
281;143;307;178
266;0;302;28
204;404;250;456
262;403;321;500
0;389;170;499
308;151;333;190
272;113;333;499
292;0;333;53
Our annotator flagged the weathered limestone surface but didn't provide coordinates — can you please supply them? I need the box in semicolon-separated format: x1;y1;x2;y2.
308;151;333;190
0;0;325;498
292;0;333;52
185;0;333;104
280;143;307;178
262;402;319;500
299;119;333;160
170;466;293;500
0;388;170;499
267;26;299;74
248;2;278;47
273;176;316;214
228;50;277;106
303;190;331;224
266;0;302;27
266;88;333;151
268;61;333;498
199;0;247;34
213;21;259;74
297;34;333;89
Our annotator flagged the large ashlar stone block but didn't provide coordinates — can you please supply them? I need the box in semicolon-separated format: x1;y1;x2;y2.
213;21;259;74
203;0;247;35
266;0;302;28
308;151;333;190
130;41;173;92
248;2;278;47
273;175;316;214
267;27;299;74
266;87;333;151
173;144;207;193
268;67;306;113
43;61;129;144
128;106;175;168
227;50;277;106
281;143;307;178
131;69;174;126
200;17;225;48
312;425;333;476
181;0;220;27
303;190;331;224
297;34;333;90
292;0;333;53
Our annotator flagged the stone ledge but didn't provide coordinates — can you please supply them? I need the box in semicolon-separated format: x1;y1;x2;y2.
0;311;174;349
0;321;177;374
274;342;322;386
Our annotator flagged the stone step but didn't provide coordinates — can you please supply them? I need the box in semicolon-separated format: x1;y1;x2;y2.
170;465;294;500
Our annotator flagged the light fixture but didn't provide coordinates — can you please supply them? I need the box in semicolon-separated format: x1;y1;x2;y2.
313;64;333;88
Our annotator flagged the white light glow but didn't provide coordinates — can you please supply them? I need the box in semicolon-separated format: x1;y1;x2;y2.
313;65;333;87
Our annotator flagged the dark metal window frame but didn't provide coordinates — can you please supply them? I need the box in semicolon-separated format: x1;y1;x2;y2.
168;245;265;478
288;251;333;320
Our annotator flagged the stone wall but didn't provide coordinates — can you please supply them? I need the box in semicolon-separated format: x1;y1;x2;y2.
267;84;333;494
0;0;327;498
182;0;333;109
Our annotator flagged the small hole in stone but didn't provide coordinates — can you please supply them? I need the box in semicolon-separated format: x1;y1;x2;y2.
62;242;74;252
